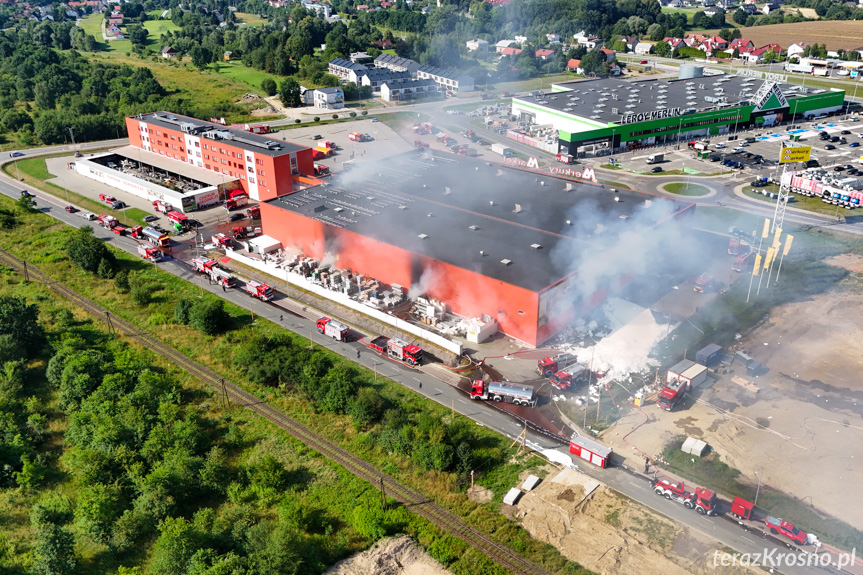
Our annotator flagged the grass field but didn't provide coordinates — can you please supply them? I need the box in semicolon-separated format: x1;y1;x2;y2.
664;182;711;196
701;20;863;50
234;11;268;25
142;17;181;38
78;12;181;52
210;61;284;92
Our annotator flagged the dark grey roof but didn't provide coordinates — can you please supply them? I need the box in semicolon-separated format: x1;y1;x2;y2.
265;151;693;292
316;87;343;94
134;112;307;158
374;53;422;73
417;64;472;82
361;69;412;82
523;75;834;126
328;57;368;72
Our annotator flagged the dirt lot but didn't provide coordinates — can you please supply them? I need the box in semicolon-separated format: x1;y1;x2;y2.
602;285;863;531
511;468;754;574
702;21;863;50
324;536;452;575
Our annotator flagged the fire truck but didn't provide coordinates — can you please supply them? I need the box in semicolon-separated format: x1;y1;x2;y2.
166;210;189;232
470;380;536;407
550;364;589;390
142;227;170;247
211;233;233;248
537;354;580;378
348;132;370;142
732;251;755;272
246;205;261;219
693;273;714;293
137;244;163;262
316;317;350;341
368;336;422;366
244;280;274;301
129;225;144;239
98;215;118;229
556;153;575;164
656;378;688;411
153;200;173;214
191;257;236;287
652;479;717;515
231;226;261;240
225;190;249;211
313;163;330;176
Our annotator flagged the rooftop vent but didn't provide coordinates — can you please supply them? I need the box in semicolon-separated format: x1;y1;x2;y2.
500;259;512;266
469;225;479;231
530;243;542;250
418;233;428;240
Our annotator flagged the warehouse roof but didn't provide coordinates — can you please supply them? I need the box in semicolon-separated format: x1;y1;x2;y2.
131;112;308;158
519;75;835;126
268;151;694;292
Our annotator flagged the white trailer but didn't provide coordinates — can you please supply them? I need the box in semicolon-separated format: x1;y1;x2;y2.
491;143;513;157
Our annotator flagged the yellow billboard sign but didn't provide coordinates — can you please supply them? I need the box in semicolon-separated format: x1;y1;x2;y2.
780;146;811;164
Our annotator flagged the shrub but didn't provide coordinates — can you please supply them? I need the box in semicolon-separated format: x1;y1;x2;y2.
332;114;338;120
97;257;114;279
174;298;192;325
114;269;130;292
313;117;320;122
67;227;115;274
294;119;301;124
349;112;357;118
361;110;368;116
188;298;229;335
261;78;277;96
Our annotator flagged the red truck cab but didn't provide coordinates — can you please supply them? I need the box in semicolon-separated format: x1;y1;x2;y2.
657;379;688;411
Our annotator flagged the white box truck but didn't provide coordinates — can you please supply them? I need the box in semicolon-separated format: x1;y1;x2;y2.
491;143;513;157
646;153;664;164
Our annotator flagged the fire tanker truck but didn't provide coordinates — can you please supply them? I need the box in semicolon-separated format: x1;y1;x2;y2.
470;380;536;407
652;479;718;515
191;257;236;288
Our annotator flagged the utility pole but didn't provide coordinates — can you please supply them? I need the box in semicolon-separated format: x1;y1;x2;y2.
68;126;77;148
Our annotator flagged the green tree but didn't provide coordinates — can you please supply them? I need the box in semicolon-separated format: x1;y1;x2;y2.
188;298;229;335
174;298;192;324
247;455;290;492
261;78;277;96
351;506;384;540
149;516;204;575
97;257;114;279
66;226;115;274
114;269;130;292
190;45;212;70
17;194;36;212
455;442;473;476
75;483;126;546
279;78;302;108
0;296;44;356
733;9;748;25
347;387;383;429
199;447;231;495
126;25;149;46
31;523;77;575
30;493;74;527
654;41;671;58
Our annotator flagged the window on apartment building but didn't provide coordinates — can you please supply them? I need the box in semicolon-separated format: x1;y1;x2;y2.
172;145;177;150
202;144;208;150
260;181;266;187
246;156;252;162
219;148;225;154
204;154;209;160
256;159;263;165
196;151;201;157
157;140;162;146
205;164;210;170
194;142;199;147
180;147;184;153
259;170;265;176
249;177;255;184
221;159;226;164
173;154;178;159
248;166;254;173
171;135;175;140
222;169;227;174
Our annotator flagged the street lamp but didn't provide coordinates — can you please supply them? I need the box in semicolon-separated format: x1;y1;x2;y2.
754;467;764;506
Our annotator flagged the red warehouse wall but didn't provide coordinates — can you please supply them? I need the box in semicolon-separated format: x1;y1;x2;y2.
260;203;326;258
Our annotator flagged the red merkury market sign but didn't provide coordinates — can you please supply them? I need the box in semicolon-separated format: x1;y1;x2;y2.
505;156;598;183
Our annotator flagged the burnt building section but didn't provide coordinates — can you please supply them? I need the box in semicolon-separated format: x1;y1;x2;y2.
259;151;695;346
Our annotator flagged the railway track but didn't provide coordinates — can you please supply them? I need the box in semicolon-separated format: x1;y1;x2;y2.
0;248;552;575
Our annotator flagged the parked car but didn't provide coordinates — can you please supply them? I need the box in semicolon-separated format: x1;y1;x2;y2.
650;166;663;173
850;142;861;148
64;205;78;213
751;180;770;187
142;215;159;223
831;136;840;142
99;193;117;203
764;517;808;545
639;60;648;64
834;166;846;171
74;151;82;158
715;142;726;149
825;144;836;150
110;201;126;210
311;135;322;140
709;155;721;162
840;137;847;144
739;141;749;147
732;147;745;154
369;117;380;122
841;130;851;135
10;151;24;157
228;213;245;221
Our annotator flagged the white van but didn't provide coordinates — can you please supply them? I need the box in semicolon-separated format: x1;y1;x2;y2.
80;211;97;221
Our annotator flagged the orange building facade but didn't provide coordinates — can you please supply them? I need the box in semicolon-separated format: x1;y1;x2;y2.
125;113;315;201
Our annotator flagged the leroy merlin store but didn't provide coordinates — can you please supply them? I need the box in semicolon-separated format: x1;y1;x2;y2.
511;74;845;157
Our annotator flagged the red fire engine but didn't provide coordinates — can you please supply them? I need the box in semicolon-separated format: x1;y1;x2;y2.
316;317;350;341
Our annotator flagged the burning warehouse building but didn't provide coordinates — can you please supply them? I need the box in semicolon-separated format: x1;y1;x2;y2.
259;151;695;346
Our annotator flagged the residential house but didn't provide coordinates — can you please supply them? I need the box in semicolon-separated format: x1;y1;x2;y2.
566;58;583;73
108;14;122;25
664;38;687;49
466;38;490;53
546;33;560;44
728;38;754;53
514;35;527;44
372;39;393;50
359;68;412;91
380;78;439;102
616;35;639;52
416;65;474;93
574;31;600;49
599;47;616;62
499;47;523;57
223;51;233;61
420;6;432;13
787;42;809;59
535;48;555;60
350;52;374;64
313;87;344;110
666;0;685;7
301;1;330;17
328;58;368;81
704;6;724;15
495;39;516;53
739;3;757;13
161;46;178;59
701;0;715;7
762;2;780;13
374;53;422;75
107;24;123;38
635;43;653;55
